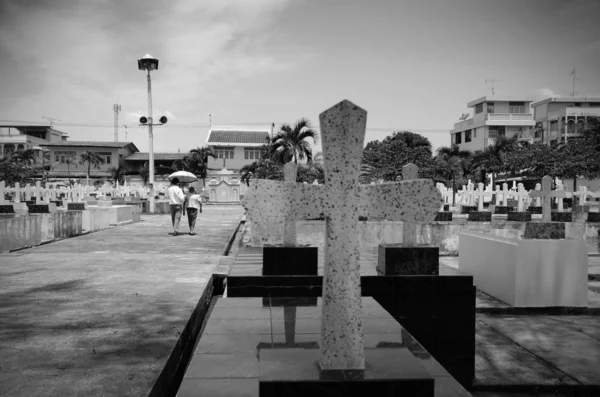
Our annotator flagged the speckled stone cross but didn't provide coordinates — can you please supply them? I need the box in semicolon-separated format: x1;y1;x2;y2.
242;100;442;372
529;175;565;222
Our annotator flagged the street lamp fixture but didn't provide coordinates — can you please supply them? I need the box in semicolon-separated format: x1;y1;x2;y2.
137;53;163;213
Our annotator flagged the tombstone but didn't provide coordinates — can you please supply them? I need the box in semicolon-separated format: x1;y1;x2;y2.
572;186;591;213
506;183;532;221
262;162;318;276
467;183;492;221
527;183;543;214
0;181;14;213
243;100;441;389
494;183;513;214
460;183;477;214
434;183;452;221
378;164;439;276
524;176;566;239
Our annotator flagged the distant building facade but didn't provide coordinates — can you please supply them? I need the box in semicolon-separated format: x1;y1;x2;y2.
531;97;600;145
124;152;187;190
204;129;271;203
39;141;139;183
0;124;67;159
450;96;536;151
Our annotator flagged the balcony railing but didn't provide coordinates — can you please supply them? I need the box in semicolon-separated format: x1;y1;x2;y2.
487;113;533;121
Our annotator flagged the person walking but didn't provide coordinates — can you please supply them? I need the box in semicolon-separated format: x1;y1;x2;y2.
166;177;185;236
183;186;202;235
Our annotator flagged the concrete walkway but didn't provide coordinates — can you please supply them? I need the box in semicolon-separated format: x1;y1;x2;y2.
0;206;243;397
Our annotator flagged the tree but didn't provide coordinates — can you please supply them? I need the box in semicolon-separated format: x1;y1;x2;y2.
297;162;325;184
240;158;283;186
188;146;217;187
271;118;318;164
553;136;600;197
79;151;104;186
139;162;149;186
171;156;191;172
471;136;518;187
361;131;435;183
0;157;39;186
435;145;472;206
108;165;127;186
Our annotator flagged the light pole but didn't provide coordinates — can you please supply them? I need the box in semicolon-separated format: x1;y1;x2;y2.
138;54;159;213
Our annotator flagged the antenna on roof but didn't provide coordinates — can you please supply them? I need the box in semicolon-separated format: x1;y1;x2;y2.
42;116;62;129
570;66;578;97
113;103;122;142
459;113;470;120
485;78;503;96
208;113;212;130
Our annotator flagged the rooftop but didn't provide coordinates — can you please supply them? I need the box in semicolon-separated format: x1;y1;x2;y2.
206;129;270;144
531;96;600;107
125;152;187;161
40;141;139;150
467;96;535;108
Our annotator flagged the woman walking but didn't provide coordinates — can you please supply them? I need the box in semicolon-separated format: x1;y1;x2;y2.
183;186;202;235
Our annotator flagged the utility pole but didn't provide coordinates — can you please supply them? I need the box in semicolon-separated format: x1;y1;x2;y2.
41;116;62;129
485;78;503;96
209;113;212;130
113;103;122;142
570;66;578;97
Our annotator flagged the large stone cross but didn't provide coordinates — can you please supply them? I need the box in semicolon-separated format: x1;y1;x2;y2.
529;175;565;222
472;183;493;211
242;100;442;371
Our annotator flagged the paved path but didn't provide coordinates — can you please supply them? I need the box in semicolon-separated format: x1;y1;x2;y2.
0;206;243;397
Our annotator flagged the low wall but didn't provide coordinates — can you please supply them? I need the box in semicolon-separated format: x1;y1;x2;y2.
250;217;600;255
0;211;82;253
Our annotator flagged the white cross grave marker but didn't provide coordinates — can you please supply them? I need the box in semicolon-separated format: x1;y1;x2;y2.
472;183;493;211
242;100;442;371
0;181;6;205
529;175;565;222
573;186;591;206
513;183;530;212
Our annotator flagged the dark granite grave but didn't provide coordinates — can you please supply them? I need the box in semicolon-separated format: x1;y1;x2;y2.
0;205;15;214
377;245;439;275
259;348;434;397
182;296;472;397
527;206;542;214
467;211;491;222
587;212;600;223
564;198;573;208
25;200;36;205
523;222;566;239
493;205;512;214
507;212;532;222
434;211;452;222
51;200;63;207
443;204;449;211
67;203;86;211
460;205;477;214
262;247;318;276
27;204;51;213
551;212;572;222
573;205;590;213
225;276;475;389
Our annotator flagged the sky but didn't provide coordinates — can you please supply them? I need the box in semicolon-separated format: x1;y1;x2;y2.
1;0;600;154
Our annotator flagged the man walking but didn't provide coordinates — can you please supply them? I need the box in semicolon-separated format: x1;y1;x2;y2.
166;177;185;235
183;186;202;235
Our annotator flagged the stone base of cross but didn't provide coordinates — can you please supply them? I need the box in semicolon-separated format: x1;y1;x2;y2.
242;100;442;372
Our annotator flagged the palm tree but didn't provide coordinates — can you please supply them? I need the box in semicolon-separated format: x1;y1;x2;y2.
79;151;104;186
139;162;149;186
108;165;127;186
472;136;518;187
435;145;471;206
271;118;318;164
240;162;258;186
65;158;76;187
171;156;191;171
188;146;217;187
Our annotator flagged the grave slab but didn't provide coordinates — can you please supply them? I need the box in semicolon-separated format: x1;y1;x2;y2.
527;206;542;214
507;212;532;222
67;203;86;211
493;205;512;214
461;205;477;214
468;211;492;222
523;222;566;239
588;212;600;223
263;246;318;275
377;244;439;275
27;203;57;214
434;211;452;222
551;212;572;222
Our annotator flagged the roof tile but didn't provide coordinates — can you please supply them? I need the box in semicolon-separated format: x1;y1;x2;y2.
207;130;269;144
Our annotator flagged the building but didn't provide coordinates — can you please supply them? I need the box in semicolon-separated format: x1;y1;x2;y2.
450;96;536;151
531;97;600;145
39;141;139;184
204;129;271;202
0;123;68;159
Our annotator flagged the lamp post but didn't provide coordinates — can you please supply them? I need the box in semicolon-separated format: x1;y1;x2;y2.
138;54;159;213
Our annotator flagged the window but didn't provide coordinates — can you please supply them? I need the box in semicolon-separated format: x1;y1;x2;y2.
255;151;261;159
230;151;234;159
509;102;526;114
56;151;76;163
550;120;558;133
487;102;495;113
573;102;581;107
245;151;249;159
465;129;472;142
94;152;112;165
488;126;505;139
224;151;229;159
455;132;462;144
475;103;483;114
473;128;477;138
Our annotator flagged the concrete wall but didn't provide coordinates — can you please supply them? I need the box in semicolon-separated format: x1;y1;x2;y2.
249;217;599;256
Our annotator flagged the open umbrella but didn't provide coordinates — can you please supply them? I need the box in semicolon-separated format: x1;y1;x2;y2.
168;171;197;183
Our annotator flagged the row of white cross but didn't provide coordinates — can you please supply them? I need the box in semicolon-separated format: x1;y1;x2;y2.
436;181;600;212
0;181;152;205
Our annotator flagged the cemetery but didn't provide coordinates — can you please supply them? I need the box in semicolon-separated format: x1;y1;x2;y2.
1;100;600;397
